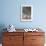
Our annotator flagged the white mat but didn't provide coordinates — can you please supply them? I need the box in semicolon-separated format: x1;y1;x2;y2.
0;44;2;46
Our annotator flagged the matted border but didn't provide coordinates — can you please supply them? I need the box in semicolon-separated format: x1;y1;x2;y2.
21;4;33;21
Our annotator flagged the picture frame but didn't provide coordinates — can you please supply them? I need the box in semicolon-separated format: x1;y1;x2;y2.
21;4;33;21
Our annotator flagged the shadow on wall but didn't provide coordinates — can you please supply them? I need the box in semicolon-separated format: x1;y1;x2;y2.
0;24;7;43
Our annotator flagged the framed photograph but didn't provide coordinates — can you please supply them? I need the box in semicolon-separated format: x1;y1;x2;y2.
21;5;33;21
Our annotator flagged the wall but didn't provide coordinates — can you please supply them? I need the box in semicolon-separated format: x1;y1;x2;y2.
0;0;46;31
